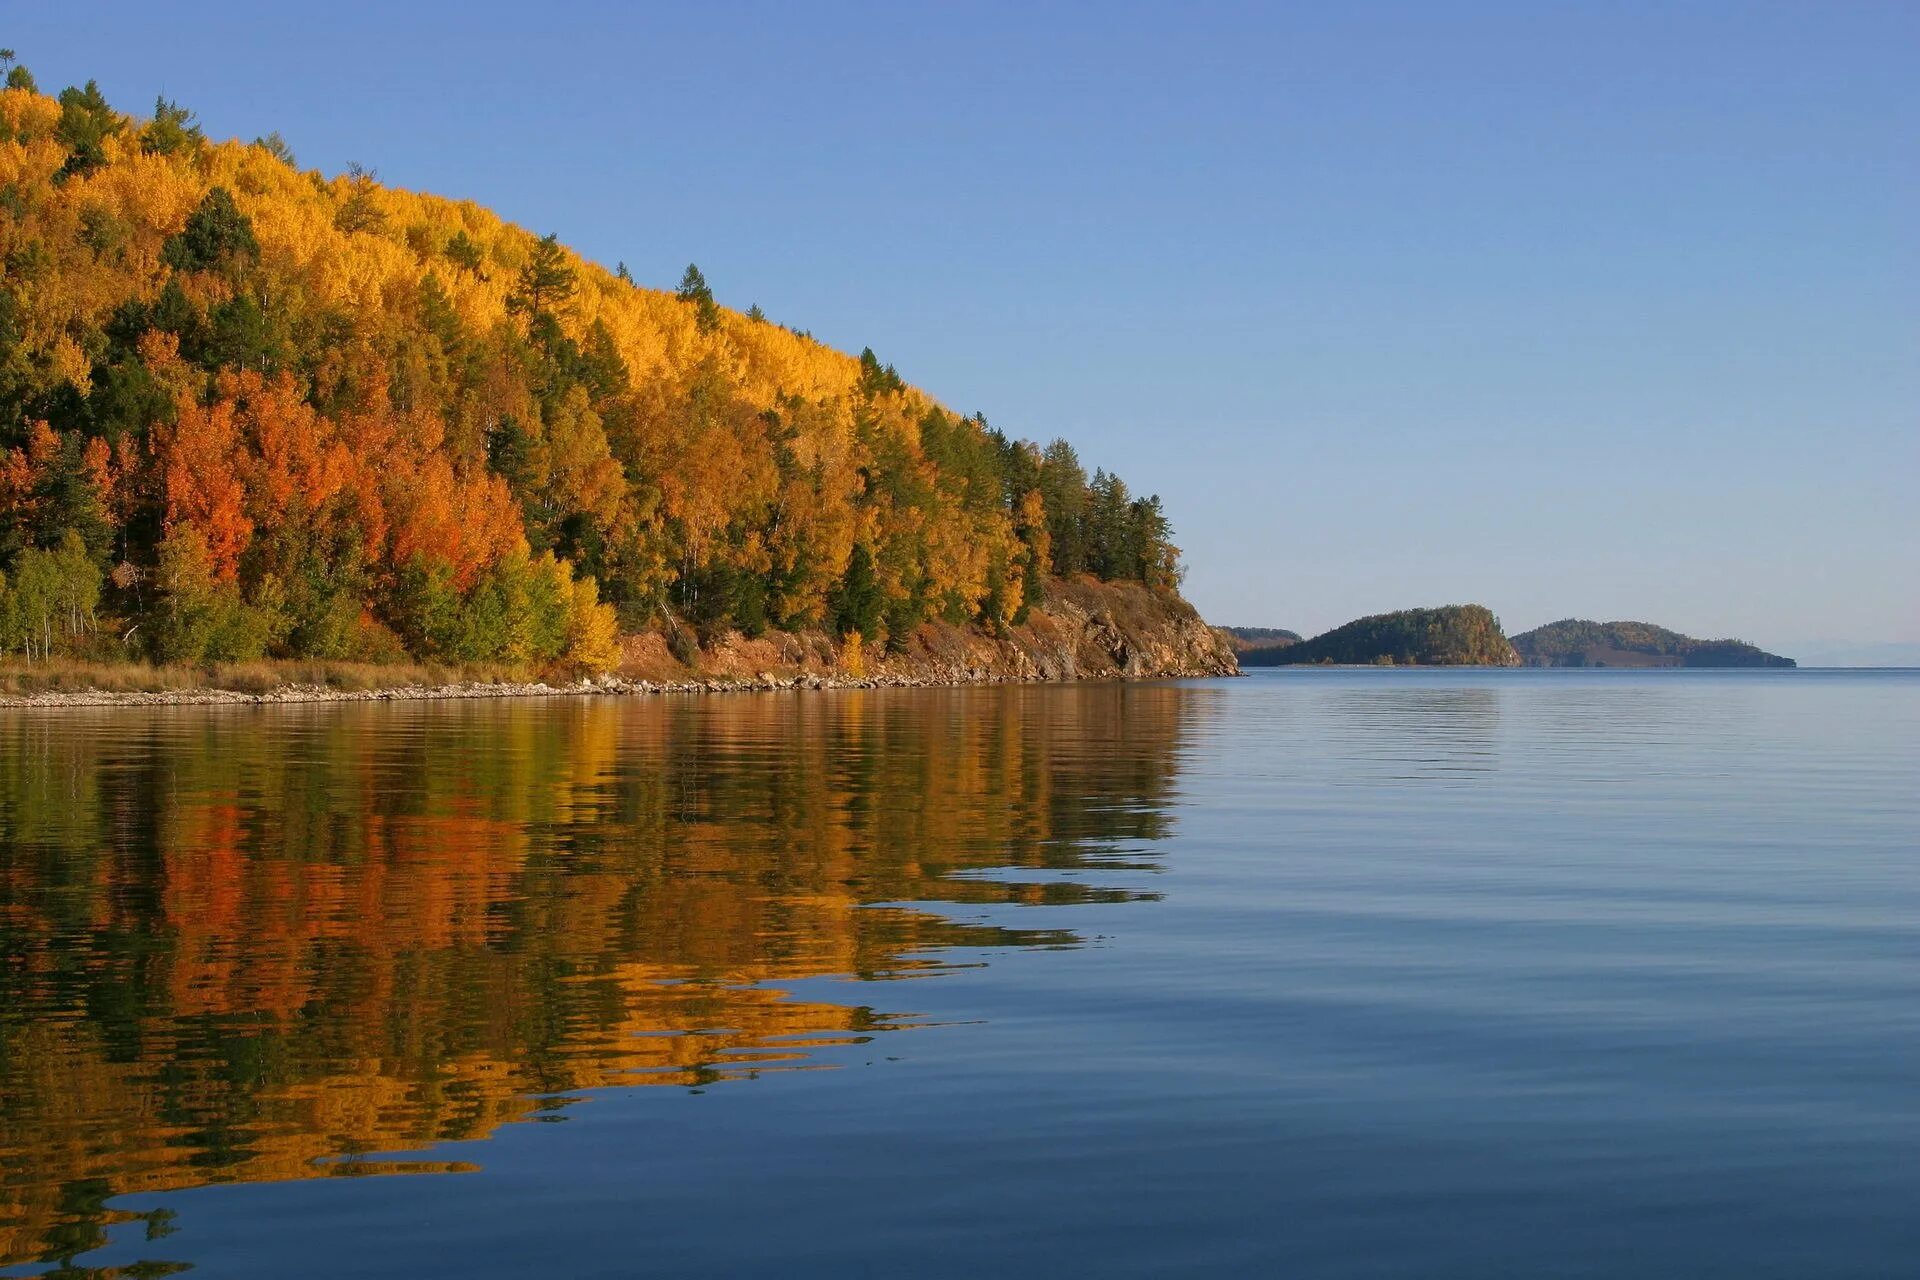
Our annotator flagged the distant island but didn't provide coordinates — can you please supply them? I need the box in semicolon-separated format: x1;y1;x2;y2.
1510;620;1795;668
1238;606;1519;667
1219;626;1302;655
1231;611;1797;669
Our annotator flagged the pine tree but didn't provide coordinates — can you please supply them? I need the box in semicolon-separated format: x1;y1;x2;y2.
508;234;576;317
444;231;484;274
1086;468;1132;579
0;50;33;93
334;164;386;234
253;131;296;165
54;81;120;180
677;264;720;333
857;347;904;397
1039;440;1088;574
162;188;260;274
142;97;203;156
829;544;884;641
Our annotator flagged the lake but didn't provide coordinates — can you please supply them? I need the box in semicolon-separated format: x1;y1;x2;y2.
1;669;1915;1278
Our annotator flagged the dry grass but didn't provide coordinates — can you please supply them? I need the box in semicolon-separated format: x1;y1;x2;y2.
1051;573;1197;633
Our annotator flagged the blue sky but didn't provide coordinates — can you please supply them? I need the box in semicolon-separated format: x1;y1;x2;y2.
12;2;1916;654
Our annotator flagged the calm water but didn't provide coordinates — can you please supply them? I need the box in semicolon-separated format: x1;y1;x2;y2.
1;669;1915;1278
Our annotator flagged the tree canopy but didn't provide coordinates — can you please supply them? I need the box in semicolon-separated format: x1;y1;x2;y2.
0;72;1188;671
1248;606;1519;667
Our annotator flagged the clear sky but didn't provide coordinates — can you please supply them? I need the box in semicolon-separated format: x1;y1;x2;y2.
12;2;1916;655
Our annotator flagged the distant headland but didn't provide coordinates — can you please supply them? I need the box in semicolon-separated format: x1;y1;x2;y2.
1227;606;1518;667
1225;611;1796;669
1509;620;1795;668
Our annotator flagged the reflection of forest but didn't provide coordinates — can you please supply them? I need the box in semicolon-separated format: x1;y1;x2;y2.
0;685;1202;1267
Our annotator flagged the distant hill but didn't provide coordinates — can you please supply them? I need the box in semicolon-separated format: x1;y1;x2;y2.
1511;620;1794;668
1219;626;1302;654
1243;605;1519;667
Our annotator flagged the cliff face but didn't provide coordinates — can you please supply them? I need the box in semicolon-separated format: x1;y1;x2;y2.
656;576;1240;684
983;576;1241;679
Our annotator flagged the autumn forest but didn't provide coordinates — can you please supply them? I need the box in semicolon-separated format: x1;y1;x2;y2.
0;64;1184;673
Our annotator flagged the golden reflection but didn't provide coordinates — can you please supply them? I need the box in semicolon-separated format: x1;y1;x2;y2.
0;685;1205;1268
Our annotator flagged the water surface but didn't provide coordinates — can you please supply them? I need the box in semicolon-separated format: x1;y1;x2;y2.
2;670;1915;1277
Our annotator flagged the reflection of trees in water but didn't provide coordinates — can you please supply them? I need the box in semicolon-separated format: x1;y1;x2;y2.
0;685;1203;1269
1322;686;1503;780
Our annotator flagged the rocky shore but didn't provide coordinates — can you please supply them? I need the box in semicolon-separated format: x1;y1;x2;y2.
0;665;1237;710
1;577;1240;709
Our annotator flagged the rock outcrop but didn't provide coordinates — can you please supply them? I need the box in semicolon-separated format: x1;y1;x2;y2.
0;577;1238;708
684;575;1239;684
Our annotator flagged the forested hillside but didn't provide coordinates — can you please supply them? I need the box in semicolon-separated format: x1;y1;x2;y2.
0;65;1183;672
1219;625;1301;654
1246;605;1519;666
1511;620;1794;668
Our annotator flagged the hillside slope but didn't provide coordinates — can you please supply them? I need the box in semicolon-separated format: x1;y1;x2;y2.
0;70;1204;677
1512;620;1794;668
679;574;1237;684
1246;605;1519;667
1219;625;1302;655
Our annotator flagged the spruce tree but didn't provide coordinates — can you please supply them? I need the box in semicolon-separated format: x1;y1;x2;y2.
54;81;120;181
677;263;720;333
508;233;576;316
161;188;259;273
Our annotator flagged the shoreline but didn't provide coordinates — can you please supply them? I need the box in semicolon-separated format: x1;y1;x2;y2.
0;578;1244;711
0;666;1240;711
